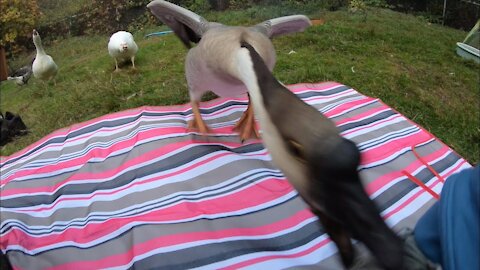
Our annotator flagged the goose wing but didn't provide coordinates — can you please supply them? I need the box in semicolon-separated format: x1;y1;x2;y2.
147;0;211;48
252;15;312;38
11;66;32;77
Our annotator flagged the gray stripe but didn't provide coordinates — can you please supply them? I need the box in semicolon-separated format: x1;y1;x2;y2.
338;110;397;133
1;143;265;208
2;133;250;192
1;159;282;229
350;119;416;149
372;152;461;212
359;140;445;185
1;118;187;174
131;216;322;270
5;197;310;269
1;85;348;169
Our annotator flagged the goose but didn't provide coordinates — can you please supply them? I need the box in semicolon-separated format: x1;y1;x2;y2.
32;29;58;83
7;65;32;86
147;0;311;141
108;31;139;72
236;42;404;269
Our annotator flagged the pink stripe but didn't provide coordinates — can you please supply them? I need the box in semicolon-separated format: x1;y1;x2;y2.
3;140;250;199
322;97;373;118
0;103;199;162
374;99;472;166
3;88;347;183
383;177;440;220
0;83;342;163
1;122;256;186
335;107;390;127
221;238;331;269
302;89;356;103
13;151;234;212
365;144;450;194
2;178;294;250
2;127;189;185
0;106;176;161
47;210;314;270
290;81;343;92
342;114;403;137
360;131;430;165
0;83;342;162
5;141;266;199
383;159;468;220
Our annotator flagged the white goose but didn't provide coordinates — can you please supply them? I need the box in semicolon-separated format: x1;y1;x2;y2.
108;31;139;72
32;29;58;83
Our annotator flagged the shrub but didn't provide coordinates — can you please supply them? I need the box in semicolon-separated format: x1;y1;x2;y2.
0;0;41;55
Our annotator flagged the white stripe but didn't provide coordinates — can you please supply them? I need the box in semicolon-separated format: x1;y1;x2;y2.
383;159;471;228
357;126;420;150
2;140;265;198
1;148;275;212
197;234;334;270
1;120;187;179
4;191;299;255
1;168;284;234
342;115;406;139
290;84;348;95
105;214;318;270
358;139;435;170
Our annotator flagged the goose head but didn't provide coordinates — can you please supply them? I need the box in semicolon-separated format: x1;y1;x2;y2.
32;29;44;52
32;29;40;41
119;42;129;53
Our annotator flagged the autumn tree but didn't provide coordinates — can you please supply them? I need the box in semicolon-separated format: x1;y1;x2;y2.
0;0;41;55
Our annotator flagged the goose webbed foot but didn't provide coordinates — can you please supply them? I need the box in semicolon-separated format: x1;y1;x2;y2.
131;57;136;69
233;99;259;142
188;101;211;135
233;94;259;141
114;59;120;72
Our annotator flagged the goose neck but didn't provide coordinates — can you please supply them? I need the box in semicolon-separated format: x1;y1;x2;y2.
34;38;46;55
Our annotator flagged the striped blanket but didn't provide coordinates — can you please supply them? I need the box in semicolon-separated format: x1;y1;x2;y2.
0;82;471;269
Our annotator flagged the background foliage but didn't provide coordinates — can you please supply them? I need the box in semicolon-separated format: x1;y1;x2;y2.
0;0;41;54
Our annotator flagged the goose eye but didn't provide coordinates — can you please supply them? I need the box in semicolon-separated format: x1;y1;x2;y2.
287;139;306;163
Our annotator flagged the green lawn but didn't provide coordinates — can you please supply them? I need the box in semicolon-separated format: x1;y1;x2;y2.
1;6;479;163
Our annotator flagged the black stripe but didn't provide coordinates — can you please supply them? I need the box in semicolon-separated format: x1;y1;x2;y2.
1;143;265;208
1;169;285;235
373;152;461;212
129;218;323;270
5;195;301;255
337;110;396;133
1;87;349;168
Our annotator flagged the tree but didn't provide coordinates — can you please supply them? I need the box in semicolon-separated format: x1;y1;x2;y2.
0;0;41;55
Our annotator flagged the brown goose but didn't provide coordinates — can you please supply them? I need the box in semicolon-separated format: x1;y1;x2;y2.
147;0;311;141
236;41;404;269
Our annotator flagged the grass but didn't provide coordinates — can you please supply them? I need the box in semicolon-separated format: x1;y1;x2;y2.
1;5;479;164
